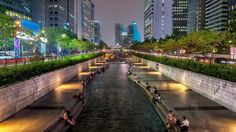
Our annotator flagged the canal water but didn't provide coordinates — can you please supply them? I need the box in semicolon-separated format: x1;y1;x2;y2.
68;64;165;132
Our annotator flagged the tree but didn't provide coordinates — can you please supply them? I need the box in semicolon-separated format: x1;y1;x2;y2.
0;6;15;52
228;10;236;33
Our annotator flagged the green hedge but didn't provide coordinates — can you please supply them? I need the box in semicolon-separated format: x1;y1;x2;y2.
135;53;236;83
0;53;104;87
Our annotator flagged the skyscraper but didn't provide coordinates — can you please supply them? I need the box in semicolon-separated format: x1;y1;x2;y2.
205;0;228;32
173;0;188;36
31;0;46;27
144;0;172;40
45;0;76;33
128;21;141;43
115;23;126;46
187;0;205;33
0;0;31;20
81;0;95;42
229;0;236;12
94;20;101;45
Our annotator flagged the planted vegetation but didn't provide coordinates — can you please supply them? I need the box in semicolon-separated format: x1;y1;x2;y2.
135;53;236;83
0;53;104;87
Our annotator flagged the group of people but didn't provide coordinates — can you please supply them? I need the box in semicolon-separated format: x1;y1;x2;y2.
62;62;110;126
166;110;190;132
145;82;162;103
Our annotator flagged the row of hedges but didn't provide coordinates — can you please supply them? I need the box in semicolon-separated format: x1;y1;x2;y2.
0;53;104;87
134;53;236;83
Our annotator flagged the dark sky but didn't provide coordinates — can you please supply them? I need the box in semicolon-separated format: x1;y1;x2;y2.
93;0;144;45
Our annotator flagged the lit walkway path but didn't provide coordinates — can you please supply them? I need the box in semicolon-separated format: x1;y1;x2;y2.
0;64;103;132
129;61;236;132
68;64;165;132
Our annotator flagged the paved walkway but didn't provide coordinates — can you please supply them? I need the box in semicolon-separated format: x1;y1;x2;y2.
129;60;236;132
0;62;105;132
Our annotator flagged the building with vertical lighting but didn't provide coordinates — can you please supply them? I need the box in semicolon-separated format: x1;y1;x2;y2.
128;21;141;43
0;0;31;20
144;0;172;40
187;0;205;33
115;23;127;46
45;0;76;33
173;0;188;36
81;0;95;42
205;0;228;32
31;0;46;27
94;20;101;45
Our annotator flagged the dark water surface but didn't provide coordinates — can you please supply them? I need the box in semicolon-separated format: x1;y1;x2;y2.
68;64;165;132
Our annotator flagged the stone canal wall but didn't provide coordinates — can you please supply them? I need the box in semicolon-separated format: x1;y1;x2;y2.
137;57;236;113
0;56;102;122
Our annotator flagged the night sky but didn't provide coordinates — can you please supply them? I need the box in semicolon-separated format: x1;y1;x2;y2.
93;0;144;45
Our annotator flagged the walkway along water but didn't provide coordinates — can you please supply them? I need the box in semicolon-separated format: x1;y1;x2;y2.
68;64;165;132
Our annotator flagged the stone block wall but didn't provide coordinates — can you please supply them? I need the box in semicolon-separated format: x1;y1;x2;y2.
138;57;236;112
0;56;102;122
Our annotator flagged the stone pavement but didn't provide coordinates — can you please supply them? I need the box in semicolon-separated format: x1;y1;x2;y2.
129;60;236;132
0;62;105;132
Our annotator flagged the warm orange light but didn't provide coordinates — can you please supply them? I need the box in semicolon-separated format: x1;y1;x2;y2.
15;20;21;25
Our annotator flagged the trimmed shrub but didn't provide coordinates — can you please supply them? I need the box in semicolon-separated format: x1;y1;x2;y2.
0;53;104;87
135;53;236;83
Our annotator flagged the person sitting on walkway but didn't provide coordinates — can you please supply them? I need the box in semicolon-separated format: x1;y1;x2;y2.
166;113;177;130
78;92;85;104
180;116;190;132
81;80;86;89
153;94;161;103
102;67;105;72
146;82;151;90
89;73;94;80
61;109;76;125
154;86;158;94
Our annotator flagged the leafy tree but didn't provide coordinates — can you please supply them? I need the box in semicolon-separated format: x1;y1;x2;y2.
228;10;236;33
0;6;15;52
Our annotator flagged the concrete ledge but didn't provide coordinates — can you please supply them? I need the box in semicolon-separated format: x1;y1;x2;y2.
128;75;167;125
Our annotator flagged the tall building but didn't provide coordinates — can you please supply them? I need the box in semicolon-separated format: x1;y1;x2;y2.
205;0;228;32
0;0;31;20
173;0;188;36
31;0;46;27
229;0;236;12
81;0;95;42
128;21;141;43
144;0;172;40
187;0;205;33
45;0;76;34
115;23;127;46
94;20;101;45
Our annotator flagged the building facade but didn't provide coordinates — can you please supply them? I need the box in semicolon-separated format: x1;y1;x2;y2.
0;0;31;20
81;0;95;42
31;0;46;27
128;21;141;43
94;20;101;45
144;0;172;40
173;0;188;36
187;0;205;33
45;0;76;34
205;0;228;32
229;0;236;12
115;23;126;46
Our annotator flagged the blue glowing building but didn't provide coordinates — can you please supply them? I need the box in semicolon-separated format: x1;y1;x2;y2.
127;21;141;43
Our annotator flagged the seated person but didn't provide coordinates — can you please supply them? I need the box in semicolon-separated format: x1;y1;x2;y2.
78;92;85;104
61;109;76;125
81;80;86;88
180;116;190;132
